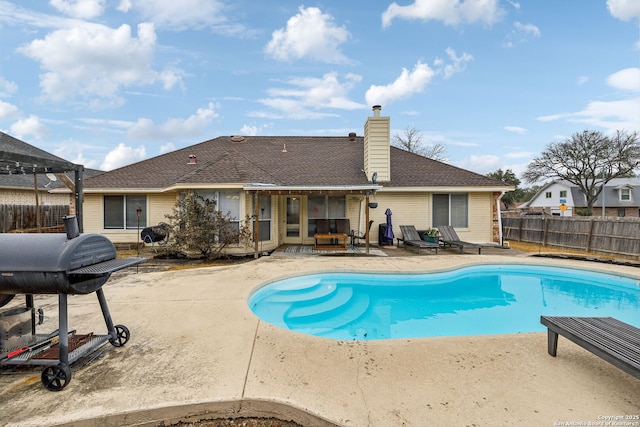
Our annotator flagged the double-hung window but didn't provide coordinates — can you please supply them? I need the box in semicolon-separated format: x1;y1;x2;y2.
432;193;468;228
620;188;630;201
104;195;147;229
194;190;241;233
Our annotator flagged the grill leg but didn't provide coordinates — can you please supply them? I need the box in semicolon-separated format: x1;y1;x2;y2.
58;293;69;365
96;288;116;339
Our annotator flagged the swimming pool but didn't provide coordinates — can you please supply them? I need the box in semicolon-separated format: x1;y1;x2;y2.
248;264;640;340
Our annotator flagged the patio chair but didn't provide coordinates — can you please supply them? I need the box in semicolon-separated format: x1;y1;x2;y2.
398;225;439;255
335;218;350;235
436;225;482;254
315;219;330;234
349;220;374;247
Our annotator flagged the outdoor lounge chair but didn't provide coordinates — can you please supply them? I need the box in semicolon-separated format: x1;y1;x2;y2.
398;225;439;255
436;225;482;254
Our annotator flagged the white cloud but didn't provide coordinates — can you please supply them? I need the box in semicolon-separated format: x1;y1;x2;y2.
504;151;535;159
607;67;640;92
100;143;146;171
504;126;527;134
538;68;640;132
49;0;105;19
18;22;181;104
0;100;20;121
253;72;363;119
127;0;228;31
365;61;435;106
54;139;99;169
160;142;175;154
127;103;218;140
117;0;131;13
265;6;351;64
0;77;18;97
456;154;502;174
440;48;473;78
240;124;258;136
537;97;640;132
607;0;640;24
503;21;541;48
382;0;504;28
9;115;49;139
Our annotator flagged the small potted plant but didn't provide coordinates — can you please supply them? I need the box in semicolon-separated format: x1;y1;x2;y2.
423;228;439;243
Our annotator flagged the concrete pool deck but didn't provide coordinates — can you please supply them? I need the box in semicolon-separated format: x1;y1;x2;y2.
0;253;639;426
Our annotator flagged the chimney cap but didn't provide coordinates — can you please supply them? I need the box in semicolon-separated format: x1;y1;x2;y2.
348;132;357;141
372;105;382;117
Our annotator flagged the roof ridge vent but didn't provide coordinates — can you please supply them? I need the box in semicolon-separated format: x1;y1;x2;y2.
230;135;245;142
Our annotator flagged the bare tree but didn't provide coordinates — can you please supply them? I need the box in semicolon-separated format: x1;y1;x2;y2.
522;130;640;212
392;126;447;161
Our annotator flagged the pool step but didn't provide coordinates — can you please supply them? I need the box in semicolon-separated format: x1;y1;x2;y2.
286;287;354;321
269;282;337;303
284;288;370;331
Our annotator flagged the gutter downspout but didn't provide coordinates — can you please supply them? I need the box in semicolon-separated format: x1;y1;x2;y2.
497;191;505;246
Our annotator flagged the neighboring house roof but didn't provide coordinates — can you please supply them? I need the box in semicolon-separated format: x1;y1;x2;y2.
0;131;81;174
0;169;103;191
522;178;640;208
83;135;510;191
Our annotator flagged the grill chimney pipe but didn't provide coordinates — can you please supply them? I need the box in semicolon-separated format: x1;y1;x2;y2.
63;215;80;239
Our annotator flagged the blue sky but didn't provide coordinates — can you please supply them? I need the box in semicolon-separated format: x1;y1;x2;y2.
0;1;638;180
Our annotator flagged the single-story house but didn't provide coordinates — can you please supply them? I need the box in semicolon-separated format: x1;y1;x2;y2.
520;178;640;217
78;106;513;255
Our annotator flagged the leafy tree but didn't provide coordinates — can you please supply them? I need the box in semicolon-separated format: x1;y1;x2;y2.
392;126;447;161
519;184;543;202
486;168;523;209
164;191;244;260
522;130;640;211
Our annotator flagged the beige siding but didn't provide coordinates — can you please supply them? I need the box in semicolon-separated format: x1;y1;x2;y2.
149;193;178;225
364;116;390;182
82;193;103;233
461;192;494;242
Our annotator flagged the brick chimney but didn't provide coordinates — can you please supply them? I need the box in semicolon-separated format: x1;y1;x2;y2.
363;105;390;182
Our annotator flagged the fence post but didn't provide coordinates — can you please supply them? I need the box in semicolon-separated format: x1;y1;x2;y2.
542;217;549;246
517;217;522;241
586;217;595;252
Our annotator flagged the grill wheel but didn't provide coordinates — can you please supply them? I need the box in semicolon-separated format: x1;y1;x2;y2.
41;363;72;391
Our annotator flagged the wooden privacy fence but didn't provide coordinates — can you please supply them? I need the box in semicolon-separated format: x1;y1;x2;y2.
0;204;70;233
502;216;640;259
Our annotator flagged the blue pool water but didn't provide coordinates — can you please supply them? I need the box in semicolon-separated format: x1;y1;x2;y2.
248;264;640;340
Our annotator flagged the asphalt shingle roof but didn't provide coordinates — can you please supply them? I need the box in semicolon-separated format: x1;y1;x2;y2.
84;136;510;190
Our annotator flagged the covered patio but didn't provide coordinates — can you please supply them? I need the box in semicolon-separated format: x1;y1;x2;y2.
244;184;382;258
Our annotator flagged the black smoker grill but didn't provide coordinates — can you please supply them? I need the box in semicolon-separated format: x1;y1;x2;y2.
0;216;145;391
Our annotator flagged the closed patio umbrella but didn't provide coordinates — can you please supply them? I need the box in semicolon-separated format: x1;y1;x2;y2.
384;208;394;242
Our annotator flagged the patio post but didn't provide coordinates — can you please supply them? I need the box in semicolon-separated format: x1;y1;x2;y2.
253;191;259;259
365;193;370;254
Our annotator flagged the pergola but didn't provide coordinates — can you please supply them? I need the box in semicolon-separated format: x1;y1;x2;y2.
0;133;85;231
